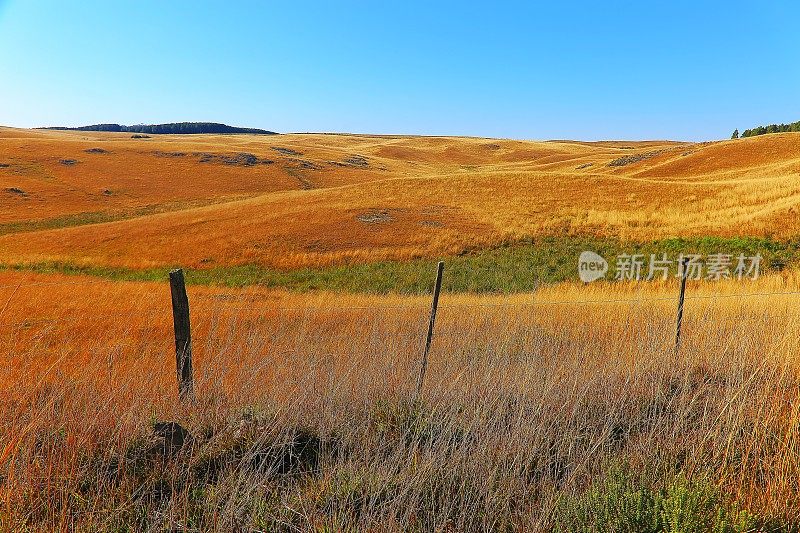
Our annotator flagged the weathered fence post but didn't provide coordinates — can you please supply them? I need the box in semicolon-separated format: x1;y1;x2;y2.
416;261;444;399
675;257;689;355
169;269;194;400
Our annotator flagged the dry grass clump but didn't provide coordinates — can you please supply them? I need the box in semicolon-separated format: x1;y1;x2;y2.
1;272;800;529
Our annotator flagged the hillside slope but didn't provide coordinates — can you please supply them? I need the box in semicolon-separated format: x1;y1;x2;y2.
1;127;799;269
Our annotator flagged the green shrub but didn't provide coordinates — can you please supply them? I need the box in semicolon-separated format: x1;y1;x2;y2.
555;465;762;532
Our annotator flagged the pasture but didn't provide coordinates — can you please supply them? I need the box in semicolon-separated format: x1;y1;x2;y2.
2;128;800;530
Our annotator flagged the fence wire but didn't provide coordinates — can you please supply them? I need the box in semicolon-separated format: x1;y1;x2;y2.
1;273;799;393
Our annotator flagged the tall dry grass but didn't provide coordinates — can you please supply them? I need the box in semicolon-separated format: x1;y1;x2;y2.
1;271;800;530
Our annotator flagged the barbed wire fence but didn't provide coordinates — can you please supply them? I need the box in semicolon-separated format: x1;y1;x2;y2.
1;261;799;401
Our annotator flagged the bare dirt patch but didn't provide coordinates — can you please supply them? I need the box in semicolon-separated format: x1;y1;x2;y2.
343;155;369;167
608;150;663;167
356;210;394;224
271;146;302;156
4;187;27;196
285;158;321;170
198;152;273;166
152;151;273;166
328;155;369;169
152;151;187;158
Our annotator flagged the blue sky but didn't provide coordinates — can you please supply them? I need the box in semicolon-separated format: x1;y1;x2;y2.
0;0;798;141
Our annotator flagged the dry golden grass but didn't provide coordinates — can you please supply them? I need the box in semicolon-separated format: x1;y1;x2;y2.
1;127;799;268
3;127;800;529
2;270;800;529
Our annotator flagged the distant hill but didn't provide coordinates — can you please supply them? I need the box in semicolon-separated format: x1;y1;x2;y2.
7;126;800;271
40;122;277;135
740;120;800;138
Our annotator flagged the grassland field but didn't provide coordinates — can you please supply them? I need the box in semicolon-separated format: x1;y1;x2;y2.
2;127;800;274
3;127;800;530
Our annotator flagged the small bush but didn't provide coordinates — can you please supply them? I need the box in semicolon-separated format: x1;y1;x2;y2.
555;465;763;532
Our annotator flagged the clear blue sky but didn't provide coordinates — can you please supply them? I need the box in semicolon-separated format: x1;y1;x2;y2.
1;0;798;141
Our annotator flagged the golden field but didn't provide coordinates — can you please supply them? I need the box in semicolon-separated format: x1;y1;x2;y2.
3;128;800;529
2;269;800;529
1;127;800;268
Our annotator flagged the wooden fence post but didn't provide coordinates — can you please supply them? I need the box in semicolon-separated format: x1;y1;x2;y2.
675;257;689;355
169;269;194;400
416;261;444;399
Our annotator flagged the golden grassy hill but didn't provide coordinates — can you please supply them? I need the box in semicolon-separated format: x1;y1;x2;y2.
1;127;799;269
4;128;800;528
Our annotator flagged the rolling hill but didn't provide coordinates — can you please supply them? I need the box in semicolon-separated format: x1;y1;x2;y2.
41;121;276;135
3;126;800;528
1;126;799;271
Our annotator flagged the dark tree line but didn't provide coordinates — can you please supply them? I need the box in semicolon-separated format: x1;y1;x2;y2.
733;120;800;139
41;122;277;135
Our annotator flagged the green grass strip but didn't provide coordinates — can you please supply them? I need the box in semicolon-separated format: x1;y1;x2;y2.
2;235;799;294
